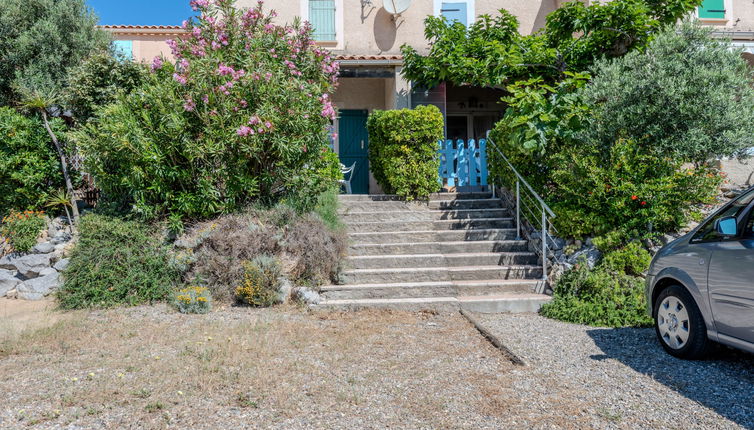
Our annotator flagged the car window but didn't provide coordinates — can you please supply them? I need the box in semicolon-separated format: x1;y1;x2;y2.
692;188;754;242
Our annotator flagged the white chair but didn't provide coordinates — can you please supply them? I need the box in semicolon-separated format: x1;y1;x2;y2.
339;162;356;194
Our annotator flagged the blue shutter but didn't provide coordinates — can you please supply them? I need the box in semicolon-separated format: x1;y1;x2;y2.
112;40;133;59
698;0;725;18
309;0;336;41
441;2;467;26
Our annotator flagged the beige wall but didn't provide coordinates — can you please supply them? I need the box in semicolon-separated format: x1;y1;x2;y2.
237;0;559;55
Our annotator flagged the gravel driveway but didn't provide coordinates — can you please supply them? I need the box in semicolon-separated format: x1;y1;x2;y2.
471;312;754;430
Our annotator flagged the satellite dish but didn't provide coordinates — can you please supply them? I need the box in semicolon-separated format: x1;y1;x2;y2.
383;0;411;16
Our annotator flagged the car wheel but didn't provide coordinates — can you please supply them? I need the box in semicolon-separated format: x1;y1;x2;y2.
653;285;712;360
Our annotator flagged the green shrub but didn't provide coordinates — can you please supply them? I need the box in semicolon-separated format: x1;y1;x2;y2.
367;105;443;200
174;286;212;314
72;0;340;226
0;107;66;215
235;255;282;307
313;186;343;232
581;22;754;164
540;260;652;328
65;52;148;123
550;139;721;239
599;241;652;277
57;214;179;309
1;210;46;253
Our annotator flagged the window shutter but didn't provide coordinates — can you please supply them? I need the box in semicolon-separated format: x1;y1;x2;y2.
441;2;468;27
113;40;133;59
698;0;725;19
309;0;336;41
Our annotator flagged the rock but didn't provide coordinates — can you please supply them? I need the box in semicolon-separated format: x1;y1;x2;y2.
550;237;565;251
51;231;72;245
6;288;17;299
17;272;60;300
17;277;55;300
32;242;55;254
0;269;21;297
277;277;293;303
53;258;70;272
0;253;52;278
574;240;583;249
39;267;57;276
567;246;602;270
294;287;321;305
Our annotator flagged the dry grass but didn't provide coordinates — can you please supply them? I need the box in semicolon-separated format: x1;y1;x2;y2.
0;304;525;429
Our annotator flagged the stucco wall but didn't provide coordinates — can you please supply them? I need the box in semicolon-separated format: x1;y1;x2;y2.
236;0;559;54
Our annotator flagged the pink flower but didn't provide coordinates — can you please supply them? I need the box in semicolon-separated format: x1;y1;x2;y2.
237;126;253;136
202;95;209;104
265;121;272;129
190;0;209;11
249;116;260;125
183;98;196;112
173;73;187;85
150;56;163;71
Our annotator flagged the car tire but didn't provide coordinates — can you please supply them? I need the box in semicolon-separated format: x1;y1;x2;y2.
653;285;712;360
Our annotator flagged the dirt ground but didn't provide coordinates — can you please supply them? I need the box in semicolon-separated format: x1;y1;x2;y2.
0;302;748;429
0;303;524;429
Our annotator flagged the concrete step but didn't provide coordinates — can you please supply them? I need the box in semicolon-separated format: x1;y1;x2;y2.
340;265;543;284
346;218;514;233
348;240;529;256
338;192;492;202
348;229;520;244
339;199;503;212
313;293;552;313
320;279;540;300
340;208;510;223
345;252;539;270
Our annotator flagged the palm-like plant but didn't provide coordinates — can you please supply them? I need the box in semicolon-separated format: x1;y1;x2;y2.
16;87;81;222
45;189;75;232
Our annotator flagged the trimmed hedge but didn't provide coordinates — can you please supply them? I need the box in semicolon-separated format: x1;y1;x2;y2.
367;105;443;200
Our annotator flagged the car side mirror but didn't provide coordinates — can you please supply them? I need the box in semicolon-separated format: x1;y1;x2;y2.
716;216;738;236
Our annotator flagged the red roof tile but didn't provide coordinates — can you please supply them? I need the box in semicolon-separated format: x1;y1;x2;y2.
334;54;403;61
100;25;183;30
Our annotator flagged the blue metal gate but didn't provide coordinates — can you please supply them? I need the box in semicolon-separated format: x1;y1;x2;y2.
438;139;488;189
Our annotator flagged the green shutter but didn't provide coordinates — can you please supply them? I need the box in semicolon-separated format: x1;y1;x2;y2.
309;0;336;41
698;0;725;19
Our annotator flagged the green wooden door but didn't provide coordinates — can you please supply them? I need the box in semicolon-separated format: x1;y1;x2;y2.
338;110;370;194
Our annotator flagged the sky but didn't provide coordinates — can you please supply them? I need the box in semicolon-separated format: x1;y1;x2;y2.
86;0;197;26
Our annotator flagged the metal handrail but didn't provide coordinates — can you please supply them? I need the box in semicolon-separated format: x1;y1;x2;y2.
485;132;556;281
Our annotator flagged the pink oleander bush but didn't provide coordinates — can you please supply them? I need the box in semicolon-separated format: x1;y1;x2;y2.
73;0;340;226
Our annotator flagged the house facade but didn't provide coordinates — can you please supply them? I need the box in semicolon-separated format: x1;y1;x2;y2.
105;0;754;193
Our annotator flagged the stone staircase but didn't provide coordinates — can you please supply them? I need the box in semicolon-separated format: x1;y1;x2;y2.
314;192;552;313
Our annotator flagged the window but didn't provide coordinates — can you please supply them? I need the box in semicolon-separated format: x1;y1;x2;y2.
309;0;336;41
692;189;754;242
113;40;133;59
434;0;474;27
698;0;726;19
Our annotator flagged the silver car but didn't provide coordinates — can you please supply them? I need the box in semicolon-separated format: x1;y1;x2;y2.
647;186;754;359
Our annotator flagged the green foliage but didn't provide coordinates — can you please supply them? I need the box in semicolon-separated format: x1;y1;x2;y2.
599;241;652;277
0;210;46;253
57;214;179;309
401;0;700;88
540;260;653;328
0;0;109;105
488;73;590;191
282;150;342;215
581;22;754;163
367;105;443;200
65;52;148;123
550;139;722;238
174;286;212;314
313;186;343;231
72;0;340;225
0;107;66;215
235;255;282;307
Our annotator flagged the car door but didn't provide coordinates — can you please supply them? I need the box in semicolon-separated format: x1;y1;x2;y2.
707;207;754;344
